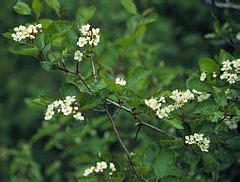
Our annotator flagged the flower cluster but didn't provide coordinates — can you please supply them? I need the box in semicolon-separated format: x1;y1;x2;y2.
11;24;42;42
74;24;100;62
224;116;239;129
115;77;126;86
83;161;116;177
185;133;210;152
44;96;84;121
145;89;211;119
220;60;240;84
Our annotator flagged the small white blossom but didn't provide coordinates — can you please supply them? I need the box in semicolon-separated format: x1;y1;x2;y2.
11;24;42;42
221;60;232;71
115;77;126;86
200;72;207;81
145;98;159;111
79;24;91;35
232;59;240;73
192;89;211;102
77;37;88;47
185;133;210;152
74;50;83;62
227;73;238;84
212;72;217;78
73;112;84;121
83;166;95;176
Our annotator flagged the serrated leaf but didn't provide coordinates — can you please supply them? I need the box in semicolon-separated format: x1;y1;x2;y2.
40;61;58;71
218;49;234;64
61;83;80;98
76;6;96;25
44;0;60;17
10;44;39;57
127;66;151;87
186;74;212;92
162;118;184;129
13;2;31;15
199;58;220;74
32;0;43;18
154;150;181;179
120;0;137;15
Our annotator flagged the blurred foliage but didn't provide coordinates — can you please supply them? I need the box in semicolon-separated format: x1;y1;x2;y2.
0;0;240;181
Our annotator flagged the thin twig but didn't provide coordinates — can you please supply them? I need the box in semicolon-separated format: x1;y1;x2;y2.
203;0;240;10
105;106;143;179
91;59;98;82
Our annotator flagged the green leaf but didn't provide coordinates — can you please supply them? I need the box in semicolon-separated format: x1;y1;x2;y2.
162;118;184;129
218;49;234;64
154;150;181;179
13;2;31;15
203;154;219;172
120;0;137;15
40;61;58;71
76;6;96;25
186;73;212;92
199;58;220;74
10;44;39;57
102;76;123;92
61;83;80;98
44;0;60;17
44;21;72;44
127;66;151;87
32;0;43;18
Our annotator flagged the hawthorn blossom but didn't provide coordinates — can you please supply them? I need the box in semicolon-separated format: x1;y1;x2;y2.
44;96;83;121
200;72;206;81
74;50;83;62
185;133;210;152
115;77;126;86
11;24;42;42
83;161;116;177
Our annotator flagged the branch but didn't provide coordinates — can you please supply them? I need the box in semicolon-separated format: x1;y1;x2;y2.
203;0;240;10
105;106;144;180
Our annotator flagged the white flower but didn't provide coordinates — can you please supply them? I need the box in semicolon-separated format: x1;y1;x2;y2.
232;59;240;73
61;105;73;116
185;133;210;152
89;35;100;46
212;72;217;78
92;28;100;36
11;24;42;42
79;24;91;35
64;96;76;104
83;166;95;176
220;71;229;80
109;163;116;172
200;72;207;81
170;89;194;108
156;108;168;119
193;133;204;142
74;50;83;62
221;60;232;71
77;37;88;47
227;73;238;84
115;77;126;86
145;98;159;111
44;110;54;120
185;135;196;144
73;112;84;121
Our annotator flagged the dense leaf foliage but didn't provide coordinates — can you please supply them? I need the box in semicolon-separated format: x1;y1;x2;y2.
1;0;240;181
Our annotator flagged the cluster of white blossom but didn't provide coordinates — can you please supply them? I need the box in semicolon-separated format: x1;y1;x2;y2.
11;24;42;42
220;60;240;84
224;116;238;129
83;161;116;177
44;96;84;121
115;77;126;86
185;133;210;152
145;89;211;119
74;24;100;62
